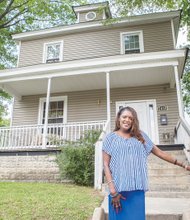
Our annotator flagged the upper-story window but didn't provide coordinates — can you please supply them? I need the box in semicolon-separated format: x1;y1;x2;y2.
43;41;63;63
120;31;144;54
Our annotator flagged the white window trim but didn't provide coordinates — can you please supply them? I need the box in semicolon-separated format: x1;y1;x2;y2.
102;9;106;20
120;30;144;55
76;12;80;23
38;96;68;124
43;40;64;63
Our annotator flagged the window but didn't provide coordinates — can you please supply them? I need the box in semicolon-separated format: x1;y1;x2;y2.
120;31;144;54
43;41;63;63
39;96;67;124
85;11;96;21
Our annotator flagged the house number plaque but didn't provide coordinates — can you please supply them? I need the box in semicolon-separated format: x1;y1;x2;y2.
158;105;168;111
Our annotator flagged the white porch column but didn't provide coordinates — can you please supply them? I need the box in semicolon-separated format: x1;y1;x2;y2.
106;72;111;132
43;77;52;147
174;65;184;118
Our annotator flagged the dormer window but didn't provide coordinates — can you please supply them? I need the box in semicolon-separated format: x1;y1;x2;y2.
43;41;63;63
120;31;144;54
72;2;112;23
85;11;96;21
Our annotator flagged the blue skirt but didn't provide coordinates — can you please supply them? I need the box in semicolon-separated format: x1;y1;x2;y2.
108;190;145;220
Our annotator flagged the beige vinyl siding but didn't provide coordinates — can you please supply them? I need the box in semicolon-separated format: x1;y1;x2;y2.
12;84;178;144
12;96;40;125
18;21;173;67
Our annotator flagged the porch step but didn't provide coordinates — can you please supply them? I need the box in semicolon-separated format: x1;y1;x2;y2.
148;168;188;176
146;191;190;198
157;144;184;151
145;197;190;219
149;184;190;192
148;147;190;195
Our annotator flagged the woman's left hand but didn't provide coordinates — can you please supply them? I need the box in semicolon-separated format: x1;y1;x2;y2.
111;193;126;213
185;165;190;171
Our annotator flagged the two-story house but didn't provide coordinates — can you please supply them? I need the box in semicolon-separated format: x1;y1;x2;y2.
0;2;189;187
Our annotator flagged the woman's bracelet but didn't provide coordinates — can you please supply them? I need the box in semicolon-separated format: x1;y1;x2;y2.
174;160;189;170
107;180;114;185
110;192;119;198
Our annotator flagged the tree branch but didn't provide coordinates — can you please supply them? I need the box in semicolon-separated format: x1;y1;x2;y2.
49;0;64;3
1;19;23;29
0;8;28;29
8;0;30;13
0;0;6;4
0;0;15;21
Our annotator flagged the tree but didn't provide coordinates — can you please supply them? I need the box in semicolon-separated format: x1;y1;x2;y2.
109;0;190;29
0;0;87;126
182;49;190;113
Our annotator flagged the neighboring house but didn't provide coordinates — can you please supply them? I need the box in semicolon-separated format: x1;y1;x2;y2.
0;2;189;187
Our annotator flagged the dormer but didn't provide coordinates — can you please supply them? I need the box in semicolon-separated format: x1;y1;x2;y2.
72;2;112;23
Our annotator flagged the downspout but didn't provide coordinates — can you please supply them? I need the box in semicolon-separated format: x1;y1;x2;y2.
174;65;184;118
106;72;111;132
171;19;176;48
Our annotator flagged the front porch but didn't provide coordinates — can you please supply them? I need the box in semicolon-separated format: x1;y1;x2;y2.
0;120;107;149
0;50;187;147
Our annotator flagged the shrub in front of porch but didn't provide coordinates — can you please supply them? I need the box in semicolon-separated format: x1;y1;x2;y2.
56;130;101;186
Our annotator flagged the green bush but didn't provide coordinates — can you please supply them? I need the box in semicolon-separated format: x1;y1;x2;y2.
56;130;101;186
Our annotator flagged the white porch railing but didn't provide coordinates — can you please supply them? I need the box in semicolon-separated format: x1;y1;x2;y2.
0;120;106;149
175;113;190;162
94;120;110;190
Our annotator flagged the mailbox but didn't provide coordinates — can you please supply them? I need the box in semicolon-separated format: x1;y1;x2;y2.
160;114;168;125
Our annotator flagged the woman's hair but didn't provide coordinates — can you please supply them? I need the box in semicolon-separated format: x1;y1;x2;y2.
114;106;145;144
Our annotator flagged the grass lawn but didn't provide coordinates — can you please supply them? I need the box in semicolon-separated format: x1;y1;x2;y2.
0;182;103;220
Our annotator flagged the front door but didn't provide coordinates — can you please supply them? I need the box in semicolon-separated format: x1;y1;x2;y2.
116;100;159;143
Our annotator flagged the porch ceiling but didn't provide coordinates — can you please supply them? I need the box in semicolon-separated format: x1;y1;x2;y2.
3;66;173;96
0;49;187;98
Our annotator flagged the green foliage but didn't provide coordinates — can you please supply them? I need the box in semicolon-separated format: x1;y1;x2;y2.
56;130;101;186
0;90;12;127
182;48;190;113
109;0;190;38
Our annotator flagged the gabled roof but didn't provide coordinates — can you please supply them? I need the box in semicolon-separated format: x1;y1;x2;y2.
12;10;181;42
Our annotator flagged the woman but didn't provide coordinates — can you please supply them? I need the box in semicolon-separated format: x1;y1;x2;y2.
102;106;190;220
